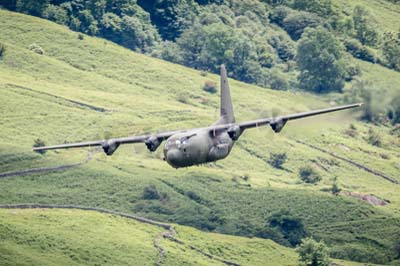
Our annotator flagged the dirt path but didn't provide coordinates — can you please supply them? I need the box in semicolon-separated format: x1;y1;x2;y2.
0;204;240;266
295;139;399;184
0;151;94;179
5;83;108;112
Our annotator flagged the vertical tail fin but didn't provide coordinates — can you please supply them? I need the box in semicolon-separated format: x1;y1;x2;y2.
220;64;235;124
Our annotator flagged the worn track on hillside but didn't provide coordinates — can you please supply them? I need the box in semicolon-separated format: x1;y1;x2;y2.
295;139;399;184
0;151;94;179
0;204;240;266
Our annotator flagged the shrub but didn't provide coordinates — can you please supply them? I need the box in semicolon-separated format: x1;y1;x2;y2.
269;152;287;168
344;63;362;81
296;238;330;266
269;6;293;27
268;70;289;90
367;128;382;147
33;138;46;154
299;165;321;184
78;33;84;40
344;124;358;138
268;210;308;246
268;34;296;61
142;185;161;200
281;10;325;40
203;80;217;94
382;31;400;71
343;38;376;63
0;43;5;57
331;177;341;195
186;191;203;204
352;5;380;46
28;43;44;55
42;4;68;25
200;70;208;77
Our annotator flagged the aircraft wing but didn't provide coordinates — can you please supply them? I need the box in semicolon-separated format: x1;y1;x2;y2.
32;130;181;155
237;103;363;132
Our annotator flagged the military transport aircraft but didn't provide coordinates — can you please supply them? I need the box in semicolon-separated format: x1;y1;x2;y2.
33;65;362;168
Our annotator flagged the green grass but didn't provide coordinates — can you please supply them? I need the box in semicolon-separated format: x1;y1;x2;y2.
0;9;400;264
0;208;367;266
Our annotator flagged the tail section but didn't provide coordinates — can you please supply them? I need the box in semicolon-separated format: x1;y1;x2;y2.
219;64;235;124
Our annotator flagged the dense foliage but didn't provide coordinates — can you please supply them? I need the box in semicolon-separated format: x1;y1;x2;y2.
296;238;330;266
4;0;398;96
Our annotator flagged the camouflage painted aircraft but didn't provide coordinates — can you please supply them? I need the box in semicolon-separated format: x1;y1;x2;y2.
33;65;362;168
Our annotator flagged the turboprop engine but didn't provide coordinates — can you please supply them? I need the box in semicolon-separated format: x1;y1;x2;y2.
270;118;287;133
227;125;243;141
145;135;161;152
102;139;120;155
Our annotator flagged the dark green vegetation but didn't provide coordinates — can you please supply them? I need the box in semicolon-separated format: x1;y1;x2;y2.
0;208;303;266
3;0;400;125
297;238;330;266
0;2;400;265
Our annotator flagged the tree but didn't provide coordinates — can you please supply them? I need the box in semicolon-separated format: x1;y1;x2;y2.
297;27;346;93
382;31;400;71
141;0;199;40
296;238;330;266
15;0;49;16
42;4;69;25
120;15;160;52
291;0;334;17
352;5;379;46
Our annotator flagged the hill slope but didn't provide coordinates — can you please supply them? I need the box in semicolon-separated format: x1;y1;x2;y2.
0;207;301;266
0;10;400;264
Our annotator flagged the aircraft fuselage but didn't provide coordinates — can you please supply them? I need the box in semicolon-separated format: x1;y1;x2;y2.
163;129;234;168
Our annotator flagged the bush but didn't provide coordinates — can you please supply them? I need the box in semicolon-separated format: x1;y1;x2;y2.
299;165;321;184
281;10;325;40
268;70;289;90
269;152;288;168
28;43;44;55
0;43;5;57
42;4;68;25
382;31;400;71
343;38;376;63
33;138;46;154
352;5;380;46
296;238;330;266
142;185;162;200
268;34;296;61
344;124;358;138
344;63;362;81
203;80;217;94
367;128;382;147
78;33;84;40
268;210;308;246
177;94;189;104
331;177;341;195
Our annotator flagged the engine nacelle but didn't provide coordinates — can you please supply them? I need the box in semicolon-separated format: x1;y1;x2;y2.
145;136;161;152
102;139;120;156
270;118;287;133
227;125;243;141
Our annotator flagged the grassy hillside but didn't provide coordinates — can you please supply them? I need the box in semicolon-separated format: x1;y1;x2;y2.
0;9;400;264
0;207;302;266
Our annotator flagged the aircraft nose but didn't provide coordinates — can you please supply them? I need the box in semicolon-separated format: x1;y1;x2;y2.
166;149;182;167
